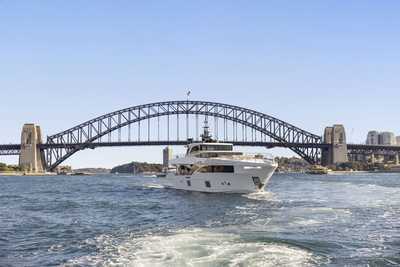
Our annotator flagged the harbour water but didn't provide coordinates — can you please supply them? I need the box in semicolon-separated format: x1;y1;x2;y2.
1;173;399;266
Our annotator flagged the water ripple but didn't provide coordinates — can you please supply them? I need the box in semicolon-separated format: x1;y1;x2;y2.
0;173;399;266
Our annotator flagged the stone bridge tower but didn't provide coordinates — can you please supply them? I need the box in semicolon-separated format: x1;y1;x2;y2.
321;124;348;166
19;124;45;173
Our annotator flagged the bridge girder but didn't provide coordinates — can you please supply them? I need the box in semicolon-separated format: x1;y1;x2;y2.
0;144;21;156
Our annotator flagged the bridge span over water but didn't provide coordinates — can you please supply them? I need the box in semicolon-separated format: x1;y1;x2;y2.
0;100;399;172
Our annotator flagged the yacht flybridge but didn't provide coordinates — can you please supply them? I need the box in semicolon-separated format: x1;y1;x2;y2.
164;124;278;193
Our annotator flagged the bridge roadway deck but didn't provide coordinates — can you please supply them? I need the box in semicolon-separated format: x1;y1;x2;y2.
41;141;331;149
0;144;21;155
1;142;400;153
1;141;328;150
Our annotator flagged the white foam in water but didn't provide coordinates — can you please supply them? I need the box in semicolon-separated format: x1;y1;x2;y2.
243;191;276;201
292;219;321;226
64;228;315;267
330;182;400;207
143;183;165;189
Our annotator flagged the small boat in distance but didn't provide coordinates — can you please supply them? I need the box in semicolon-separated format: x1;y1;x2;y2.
306;165;330;175
164;123;277;193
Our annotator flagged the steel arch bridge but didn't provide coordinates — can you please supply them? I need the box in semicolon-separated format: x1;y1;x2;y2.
45;100;322;170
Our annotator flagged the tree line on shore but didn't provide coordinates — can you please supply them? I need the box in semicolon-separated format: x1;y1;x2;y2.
0;162;21;172
110;161;163;174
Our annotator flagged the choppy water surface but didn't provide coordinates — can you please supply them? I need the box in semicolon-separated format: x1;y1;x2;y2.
1;173;399;266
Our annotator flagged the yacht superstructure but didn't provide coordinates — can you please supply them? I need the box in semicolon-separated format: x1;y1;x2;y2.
164;124;277;193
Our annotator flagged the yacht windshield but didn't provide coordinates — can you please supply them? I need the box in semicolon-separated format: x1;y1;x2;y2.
200;145;232;151
187;144;233;154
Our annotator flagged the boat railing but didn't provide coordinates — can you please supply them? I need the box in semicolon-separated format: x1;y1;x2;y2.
172;152;275;162
230;153;275;162
246;152;274;160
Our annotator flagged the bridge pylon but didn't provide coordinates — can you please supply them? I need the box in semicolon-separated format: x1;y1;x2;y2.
321;124;348;166
19;124;45;173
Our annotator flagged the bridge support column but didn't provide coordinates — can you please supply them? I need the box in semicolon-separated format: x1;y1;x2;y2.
321;124;348;166
371;153;375;164
19;124;45;173
395;153;399;165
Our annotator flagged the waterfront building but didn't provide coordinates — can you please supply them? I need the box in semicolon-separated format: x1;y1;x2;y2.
163;146;172;168
397;136;400;145
366;131;379;145
366;131;396;146
380;132;396;146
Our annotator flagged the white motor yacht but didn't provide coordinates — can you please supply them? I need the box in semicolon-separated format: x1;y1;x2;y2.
165;125;277;193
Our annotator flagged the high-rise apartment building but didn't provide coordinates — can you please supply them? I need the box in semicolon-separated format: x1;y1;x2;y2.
366;131;379;145
380;132;396;145
163;146;172;168
366;131;397;146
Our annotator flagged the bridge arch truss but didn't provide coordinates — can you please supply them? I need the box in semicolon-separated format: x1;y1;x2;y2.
45;100;322;170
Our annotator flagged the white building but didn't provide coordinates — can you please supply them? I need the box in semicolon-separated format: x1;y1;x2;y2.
366;131;397;146
163;146;172;168
380;132;396;146
366;131;379;145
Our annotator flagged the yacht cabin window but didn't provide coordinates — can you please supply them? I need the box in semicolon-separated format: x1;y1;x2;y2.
198;165;234;173
178;165;193;175
188;144;233;154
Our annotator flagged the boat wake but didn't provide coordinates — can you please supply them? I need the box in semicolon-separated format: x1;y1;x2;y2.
63;228;318;267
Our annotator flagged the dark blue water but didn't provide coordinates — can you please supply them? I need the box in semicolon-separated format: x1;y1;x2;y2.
1;173;399;266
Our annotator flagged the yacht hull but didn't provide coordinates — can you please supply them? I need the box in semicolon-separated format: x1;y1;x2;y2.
164;165;276;193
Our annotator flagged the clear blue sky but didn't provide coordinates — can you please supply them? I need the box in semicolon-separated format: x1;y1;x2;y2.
1;1;399;168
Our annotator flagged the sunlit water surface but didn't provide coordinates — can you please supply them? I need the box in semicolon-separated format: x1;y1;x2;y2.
1;173;399;266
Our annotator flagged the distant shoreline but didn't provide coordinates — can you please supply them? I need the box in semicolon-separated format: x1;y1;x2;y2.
2;170;400;177
275;170;400;175
0;171;55;176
